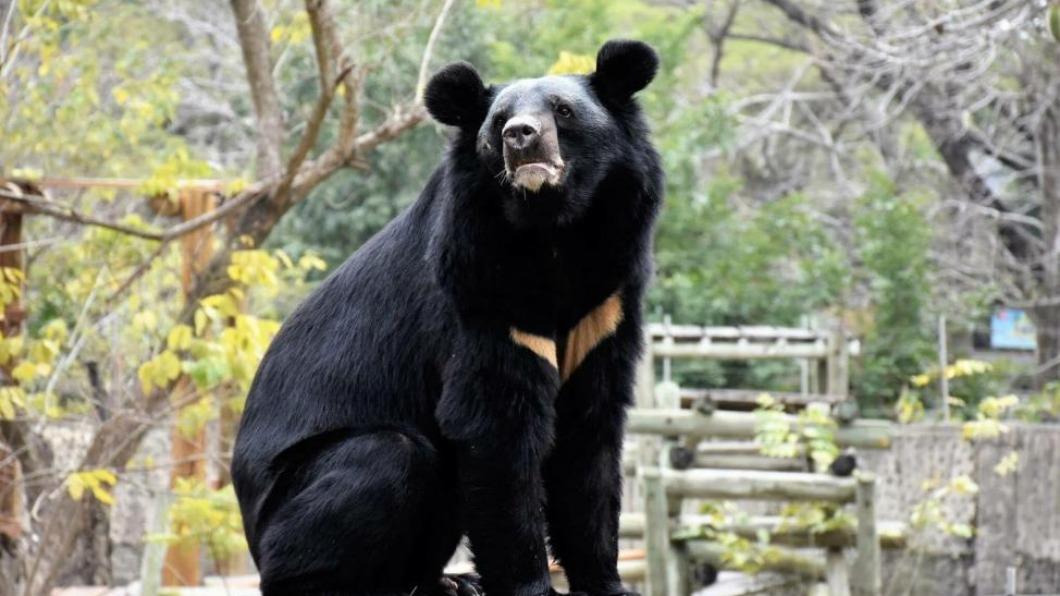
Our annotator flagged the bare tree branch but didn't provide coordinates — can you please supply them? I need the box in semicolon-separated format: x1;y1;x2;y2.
230;0;285;178
416;0;457;102
0;185;266;243
272;0;349;208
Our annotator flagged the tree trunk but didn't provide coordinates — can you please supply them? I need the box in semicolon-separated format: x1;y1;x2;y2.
1032;108;1060;389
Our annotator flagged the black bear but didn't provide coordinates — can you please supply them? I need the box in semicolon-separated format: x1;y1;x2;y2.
232;39;663;596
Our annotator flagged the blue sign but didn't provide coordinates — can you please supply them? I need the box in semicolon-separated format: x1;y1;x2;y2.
990;308;1036;351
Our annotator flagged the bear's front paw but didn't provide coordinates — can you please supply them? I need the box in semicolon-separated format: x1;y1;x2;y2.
429;573;483;596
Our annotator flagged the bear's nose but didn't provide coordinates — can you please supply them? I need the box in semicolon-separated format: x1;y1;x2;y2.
502;116;540;150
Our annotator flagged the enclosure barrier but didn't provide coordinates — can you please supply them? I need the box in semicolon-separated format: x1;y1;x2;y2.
625;322;894;596
618;512;907;550
637;465;883;596
626;408;894;449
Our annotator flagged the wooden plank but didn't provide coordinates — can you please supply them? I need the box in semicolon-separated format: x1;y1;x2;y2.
619;513;908;550
851;473;881;596
162;190;216;587
652;341;830;360
662;468;856;503
0;183;26;542
648;324;824;340
626;409;894;449
685;541;825;579
641;467;669;596
680;388;847;407
693;452;808;472
825;548;851;596
826;321;850;397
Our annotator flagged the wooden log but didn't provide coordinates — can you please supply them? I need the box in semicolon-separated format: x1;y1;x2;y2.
694;452;808;472
163;189;216;587
685;541;826;579
680;388;847;408
695;441;799;455
626;409;894;449
652;341;830;360
641;467;669;596
618;513;907;550
851;473;881;596
617;558;646;582
647;324;824;341
0;195;25;542
662;469;856;503
825;547;851;596
826;320;850;398
551;551;647;586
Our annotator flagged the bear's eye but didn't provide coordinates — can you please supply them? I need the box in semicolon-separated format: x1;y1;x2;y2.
555;104;574;119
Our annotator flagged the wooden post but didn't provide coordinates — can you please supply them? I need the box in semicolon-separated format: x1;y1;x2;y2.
635;328;655;411
800;315;811;395
938;315;950;421
626;409;894;450
852;472;881;596
641;467;669;596
826;318;849;398
666;541;690;596
825;547;851;596
0;183;27;544
661;314;672;383
162;189;216;586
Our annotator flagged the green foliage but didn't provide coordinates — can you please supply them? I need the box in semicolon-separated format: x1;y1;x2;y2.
147;478;247;562
900;358;1013;421
1017;382;1060;422
851;174;935;410
1;0;204;180
753;394;839;471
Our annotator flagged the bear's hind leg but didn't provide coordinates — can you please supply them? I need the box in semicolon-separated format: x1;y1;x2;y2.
256;430;459;596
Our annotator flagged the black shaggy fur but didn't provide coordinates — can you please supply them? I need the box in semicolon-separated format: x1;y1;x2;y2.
232;40;663;596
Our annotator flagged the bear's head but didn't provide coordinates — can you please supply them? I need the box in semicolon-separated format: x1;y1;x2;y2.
425;39;658;227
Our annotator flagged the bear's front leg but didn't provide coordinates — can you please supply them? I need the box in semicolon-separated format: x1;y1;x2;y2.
544;303;642;596
437;325;560;596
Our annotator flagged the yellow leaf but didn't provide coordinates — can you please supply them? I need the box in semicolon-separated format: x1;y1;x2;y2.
93;469;118;485
547;51;595;76
910;374;931;387
41;319;68;343
298;254;327;271
66;474;85;501
948;475;979;496
159;351;182;380
167;325;193;351
112;87;129;105
994;451;1020;476
12;361;37;384
194;309;208;336
0;335;23;365
138;360;155;395
133;310;158;332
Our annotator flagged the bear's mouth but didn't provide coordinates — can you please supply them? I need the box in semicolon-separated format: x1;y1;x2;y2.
508;161;564;193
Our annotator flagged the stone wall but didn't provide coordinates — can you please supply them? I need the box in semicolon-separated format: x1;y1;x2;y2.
861;423;1060;595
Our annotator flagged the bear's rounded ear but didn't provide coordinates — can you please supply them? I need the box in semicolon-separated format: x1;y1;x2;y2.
424;62;488;129
590;39;659;102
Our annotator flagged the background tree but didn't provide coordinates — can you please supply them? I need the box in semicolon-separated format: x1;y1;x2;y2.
0;0;454;592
